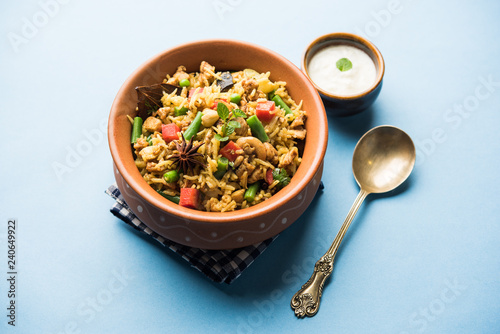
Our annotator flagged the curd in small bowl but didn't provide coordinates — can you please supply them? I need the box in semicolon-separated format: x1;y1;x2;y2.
302;33;385;116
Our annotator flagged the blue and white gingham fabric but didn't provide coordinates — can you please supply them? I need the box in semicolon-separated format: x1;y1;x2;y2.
105;184;276;284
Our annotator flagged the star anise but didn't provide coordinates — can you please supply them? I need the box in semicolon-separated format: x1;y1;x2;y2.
167;135;206;173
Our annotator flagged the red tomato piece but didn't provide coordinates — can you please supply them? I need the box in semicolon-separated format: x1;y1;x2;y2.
265;168;274;185
161;123;180;143
179;188;200;209
219;141;242;162
211;99;228;110
255;101;276;122
188;88;204;98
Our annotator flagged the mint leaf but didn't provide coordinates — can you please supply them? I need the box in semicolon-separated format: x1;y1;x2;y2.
215;134;229;142
232;109;247;119
227;120;241;129
224;124;235;137
336;58;352;72
216;123;234;142
217;102;229;121
215;105;241;142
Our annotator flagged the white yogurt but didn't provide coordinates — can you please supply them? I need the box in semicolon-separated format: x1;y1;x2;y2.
308;44;377;96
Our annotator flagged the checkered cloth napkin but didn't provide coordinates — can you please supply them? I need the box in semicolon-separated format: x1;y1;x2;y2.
105;184;276;284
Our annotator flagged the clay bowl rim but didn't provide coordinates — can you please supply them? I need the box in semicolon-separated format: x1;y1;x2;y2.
301;32;385;101
108;39;328;225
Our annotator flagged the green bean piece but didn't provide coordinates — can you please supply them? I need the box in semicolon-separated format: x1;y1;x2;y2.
213;157;229;180
183;111;203;141
156;190;180;204
244;182;261;203
267;90;276;100
131;117;143;144
272;95;293;115
229;93;241;104
174;106;189;116
179;79;191;88
163;170;180;183
246;115;269;142
213;170;225;180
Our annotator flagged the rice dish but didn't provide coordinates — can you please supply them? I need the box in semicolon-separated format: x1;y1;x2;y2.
130;62;307;212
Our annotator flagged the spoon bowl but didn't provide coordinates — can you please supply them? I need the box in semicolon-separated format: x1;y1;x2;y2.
291;125;415;318
353;126;416;194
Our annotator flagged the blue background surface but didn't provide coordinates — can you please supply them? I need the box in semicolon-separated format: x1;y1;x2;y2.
1;0;500;333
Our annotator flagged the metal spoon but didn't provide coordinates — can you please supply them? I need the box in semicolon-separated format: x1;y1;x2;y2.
291;125;416;318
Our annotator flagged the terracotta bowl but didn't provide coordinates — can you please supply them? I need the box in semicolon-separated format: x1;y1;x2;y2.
302;32;385;116
108;39;328;249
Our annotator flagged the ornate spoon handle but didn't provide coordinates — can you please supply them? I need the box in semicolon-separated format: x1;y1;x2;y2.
291;190;369;318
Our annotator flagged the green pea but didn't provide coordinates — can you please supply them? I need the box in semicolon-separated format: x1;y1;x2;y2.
163;170;180;183
179;79;191;88
229;93;241;104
